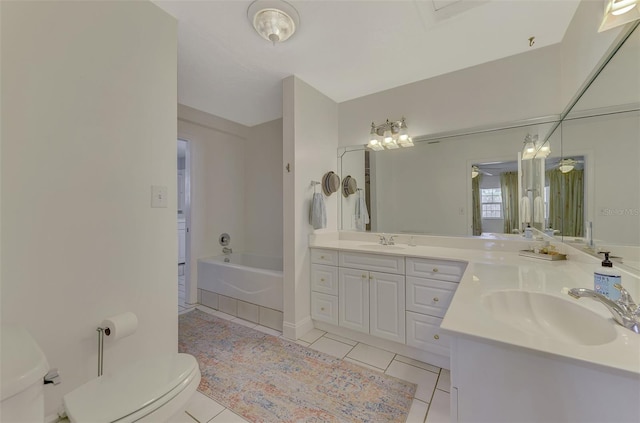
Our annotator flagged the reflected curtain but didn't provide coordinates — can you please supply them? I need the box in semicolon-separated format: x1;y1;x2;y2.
472;174;482;236
500;172;519;233
547;169;584;237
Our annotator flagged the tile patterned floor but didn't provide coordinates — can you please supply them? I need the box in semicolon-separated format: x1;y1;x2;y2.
174;305;451;423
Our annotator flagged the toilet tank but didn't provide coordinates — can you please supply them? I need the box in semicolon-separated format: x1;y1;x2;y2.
0;325;50;423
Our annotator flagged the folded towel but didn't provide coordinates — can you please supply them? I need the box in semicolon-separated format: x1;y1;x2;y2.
533;196;544;224
354;191;369;231
309;193;326;230
519;196;531;225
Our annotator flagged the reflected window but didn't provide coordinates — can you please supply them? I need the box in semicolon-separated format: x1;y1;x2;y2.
481;188;503;218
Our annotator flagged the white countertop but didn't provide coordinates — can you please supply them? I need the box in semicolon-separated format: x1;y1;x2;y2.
310;233;640;376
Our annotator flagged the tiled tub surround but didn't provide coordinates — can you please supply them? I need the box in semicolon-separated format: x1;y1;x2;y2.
310;232;640;422
198;289;284;331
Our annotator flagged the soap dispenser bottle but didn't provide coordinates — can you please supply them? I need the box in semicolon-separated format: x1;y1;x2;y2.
594;252;621;301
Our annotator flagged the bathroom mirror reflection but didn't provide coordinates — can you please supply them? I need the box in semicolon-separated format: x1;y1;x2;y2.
558;24;640;268
339;121;560;237
339;23;639;263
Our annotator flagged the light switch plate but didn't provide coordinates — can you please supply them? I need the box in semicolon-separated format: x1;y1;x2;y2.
151;185;168;208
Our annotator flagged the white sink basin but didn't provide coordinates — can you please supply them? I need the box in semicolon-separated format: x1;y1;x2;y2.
481;291;617;346
357;244;405;251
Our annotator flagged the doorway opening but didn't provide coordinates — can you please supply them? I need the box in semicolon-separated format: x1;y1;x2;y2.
178;139;192;310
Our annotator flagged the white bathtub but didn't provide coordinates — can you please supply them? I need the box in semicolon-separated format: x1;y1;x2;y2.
197;253;283;311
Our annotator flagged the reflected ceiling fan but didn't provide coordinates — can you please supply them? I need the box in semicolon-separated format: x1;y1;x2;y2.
544;157;585;173
471;165;493;178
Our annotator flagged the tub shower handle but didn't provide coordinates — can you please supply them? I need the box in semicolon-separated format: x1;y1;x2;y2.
44;369;61;385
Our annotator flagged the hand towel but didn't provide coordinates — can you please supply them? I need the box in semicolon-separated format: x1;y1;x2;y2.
533;196;544;224
310;192;327;230
354;191;369;231
519;196;531;225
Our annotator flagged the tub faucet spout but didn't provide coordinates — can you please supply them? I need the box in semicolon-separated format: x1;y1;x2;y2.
222;247;232;255
568;287;640;334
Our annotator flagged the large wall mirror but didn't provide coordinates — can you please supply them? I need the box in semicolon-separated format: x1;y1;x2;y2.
339;23;639;268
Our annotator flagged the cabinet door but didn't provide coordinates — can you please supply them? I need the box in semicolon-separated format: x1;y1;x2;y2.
370;272;405;343
339;268;369;334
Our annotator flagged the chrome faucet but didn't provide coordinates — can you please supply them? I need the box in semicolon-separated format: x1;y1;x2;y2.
568;284;640;334
378;234;388;245
387;235;396;245
222;247;232;255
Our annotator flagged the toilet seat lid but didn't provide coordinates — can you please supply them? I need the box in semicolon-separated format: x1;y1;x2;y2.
63;353;198;423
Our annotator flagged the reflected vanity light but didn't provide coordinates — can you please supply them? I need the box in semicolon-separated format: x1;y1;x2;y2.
367;118;412;150
536;139;551;158
599;0;640;32
521;134;538;160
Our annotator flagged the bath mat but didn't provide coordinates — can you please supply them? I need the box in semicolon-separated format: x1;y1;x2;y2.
178;309;416;423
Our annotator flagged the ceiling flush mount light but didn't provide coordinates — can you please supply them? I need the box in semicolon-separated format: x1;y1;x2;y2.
248;0;300;45
599;0;640;32
367;118;413;151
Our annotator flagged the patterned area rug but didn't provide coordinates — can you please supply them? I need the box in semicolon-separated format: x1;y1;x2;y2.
179;309;416;423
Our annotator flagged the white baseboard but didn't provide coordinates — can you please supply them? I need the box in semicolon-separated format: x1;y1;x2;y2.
282;315;314;340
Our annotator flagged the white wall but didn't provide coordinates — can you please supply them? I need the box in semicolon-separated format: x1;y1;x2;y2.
338;44;562;147
283;76;339;339
178;105;249;303
1;1;176;415
245;119;284;257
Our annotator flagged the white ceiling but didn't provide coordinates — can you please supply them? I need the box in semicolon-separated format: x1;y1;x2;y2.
154;0;581;127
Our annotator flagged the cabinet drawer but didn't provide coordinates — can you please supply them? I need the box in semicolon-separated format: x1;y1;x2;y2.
406;277;457;317
311;264;338;295
311;292;338;325
339;251;405;274
406;311;451;355
406;257;466;282
311;249;338;266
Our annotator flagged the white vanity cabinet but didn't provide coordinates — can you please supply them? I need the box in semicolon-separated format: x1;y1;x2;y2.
405;257;466;355
310;247;467;367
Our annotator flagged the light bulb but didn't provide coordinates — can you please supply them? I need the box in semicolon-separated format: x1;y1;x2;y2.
611;0;637;15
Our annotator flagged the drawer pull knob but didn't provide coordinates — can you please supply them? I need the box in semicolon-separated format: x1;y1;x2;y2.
433;297;439;302
434;334;440;340
433;268;439;273
320;278;325;282
369;275;373;280
321;255;325;259
321;307;325;311
362;274;367;279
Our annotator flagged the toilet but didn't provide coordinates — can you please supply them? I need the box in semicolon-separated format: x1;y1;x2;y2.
1;326;51;422
0;325;201;423
63;353;200;423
